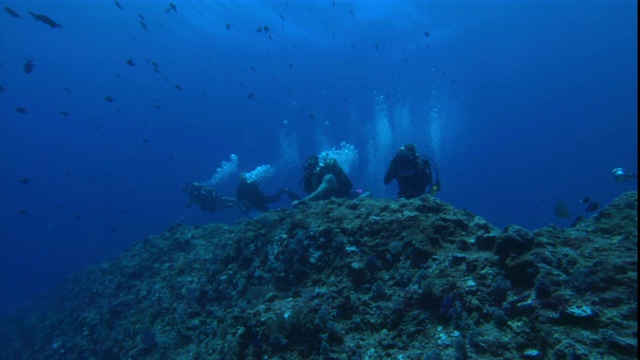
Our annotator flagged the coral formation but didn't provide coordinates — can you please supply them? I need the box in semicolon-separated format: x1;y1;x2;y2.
0;192;637;359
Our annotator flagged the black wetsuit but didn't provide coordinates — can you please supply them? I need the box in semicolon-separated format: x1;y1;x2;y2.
303;161;353;200
183;183;237;212
384;153;431;199
236;180;299;212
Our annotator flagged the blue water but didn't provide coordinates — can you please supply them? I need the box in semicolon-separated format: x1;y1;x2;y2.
0;1;636;315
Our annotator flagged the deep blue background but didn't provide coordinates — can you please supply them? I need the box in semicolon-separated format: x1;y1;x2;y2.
1;1;636;314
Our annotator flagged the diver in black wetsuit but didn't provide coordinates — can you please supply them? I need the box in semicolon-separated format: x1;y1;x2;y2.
236;173;300;213
384;144;440;199
183;182;237;212
293;155;353;205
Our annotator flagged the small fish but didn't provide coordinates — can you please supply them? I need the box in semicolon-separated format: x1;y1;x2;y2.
585;202;600;212
225;23;231;30
104;96;114;102
114;0;123;10
20;178;30;184
19;209;28;215
247;92;254;99
126;58;135;66
579;196;591;204
4;6;22;18
424;31;430;37
174;84;182;90
28;11;62;29
64;87;71;92
23;60;34;74
15;107;28;113
140;21;147;30
59;110;69;116
553;201;570;220
166;2;177;13
0;85;5;92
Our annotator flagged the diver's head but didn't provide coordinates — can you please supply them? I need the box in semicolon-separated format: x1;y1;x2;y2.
183;182;199;194
402;144;417;154
304;155;320;174
612;168;637;183
395;144;417;169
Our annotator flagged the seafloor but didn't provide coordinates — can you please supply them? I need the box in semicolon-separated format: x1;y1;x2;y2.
0;192;637;359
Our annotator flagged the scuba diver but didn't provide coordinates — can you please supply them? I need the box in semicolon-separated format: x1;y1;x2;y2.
236;173;300;213
183;182;237;212
612;168;637;183
293;155;353;205
384;144;441;199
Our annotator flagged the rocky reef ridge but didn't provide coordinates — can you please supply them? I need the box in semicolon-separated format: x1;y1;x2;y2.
0;192;637;359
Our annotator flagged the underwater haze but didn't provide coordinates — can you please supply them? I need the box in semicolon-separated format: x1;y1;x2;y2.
0;1;637;315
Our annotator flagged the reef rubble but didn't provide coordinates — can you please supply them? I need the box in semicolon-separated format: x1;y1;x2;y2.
0;192;637;359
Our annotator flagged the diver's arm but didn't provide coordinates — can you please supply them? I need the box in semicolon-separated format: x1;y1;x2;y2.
304;174;338;202
383;161;395;185
218;196;239;210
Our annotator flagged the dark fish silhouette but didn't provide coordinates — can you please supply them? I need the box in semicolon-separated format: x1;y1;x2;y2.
225;23;231;30
0;85;5;92
247;92;254;99
19;209;28;215
166;2;177;13
585;202;600;212
20;178;30;184
114;0;123;10
104;96;114;102
126;58;135;66
174;84;182;90
553;201;570;219
23;60;34;74
579;196;591;204
4;6;22;18
140;21;147;30
28;11;62;28
424;31;430;37
15;107;28;113
59;110;69;116
138;13;144;21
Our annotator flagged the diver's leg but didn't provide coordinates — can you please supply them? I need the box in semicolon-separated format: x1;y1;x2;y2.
284;188;301;201
264;189;286;204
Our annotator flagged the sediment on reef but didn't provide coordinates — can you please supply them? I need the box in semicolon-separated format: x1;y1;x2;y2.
0;192;637;360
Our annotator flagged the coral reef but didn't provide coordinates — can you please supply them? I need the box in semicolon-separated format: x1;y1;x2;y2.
0;192;637;359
